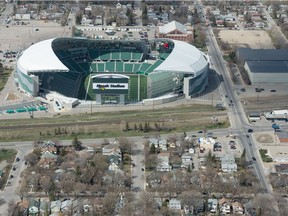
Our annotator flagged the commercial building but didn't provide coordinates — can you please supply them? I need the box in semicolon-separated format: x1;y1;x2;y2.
237;48;288;83
158;21;193;43
16;37;209;104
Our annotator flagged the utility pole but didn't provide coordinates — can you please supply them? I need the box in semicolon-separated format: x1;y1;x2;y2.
90;100;92;115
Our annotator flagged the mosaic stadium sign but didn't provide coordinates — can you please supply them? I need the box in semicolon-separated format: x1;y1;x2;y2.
92;74;129;94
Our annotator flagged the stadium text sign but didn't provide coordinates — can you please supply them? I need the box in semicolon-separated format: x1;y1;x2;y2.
93;83;128;90
92;74;129;94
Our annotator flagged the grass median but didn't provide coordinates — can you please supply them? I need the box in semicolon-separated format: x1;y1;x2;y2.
0;104;230;141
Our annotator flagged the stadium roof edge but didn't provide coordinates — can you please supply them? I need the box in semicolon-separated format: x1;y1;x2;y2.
17;38;69;74
154;40;208;73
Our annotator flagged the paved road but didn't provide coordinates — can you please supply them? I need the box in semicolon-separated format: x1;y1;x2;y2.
0;3;14;25
205;12;272;193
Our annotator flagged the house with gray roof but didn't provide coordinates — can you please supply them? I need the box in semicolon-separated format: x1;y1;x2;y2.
221;155;237;172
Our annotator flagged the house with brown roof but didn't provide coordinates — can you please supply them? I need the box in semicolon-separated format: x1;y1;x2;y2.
219;198;231;214
231;201;244;214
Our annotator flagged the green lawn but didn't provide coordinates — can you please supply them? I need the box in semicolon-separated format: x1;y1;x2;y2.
0;104;229;141
0;149;17;163
0;69;12;92
259;149;273;162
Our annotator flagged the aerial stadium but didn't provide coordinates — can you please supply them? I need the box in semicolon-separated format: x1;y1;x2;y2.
16;37;209;105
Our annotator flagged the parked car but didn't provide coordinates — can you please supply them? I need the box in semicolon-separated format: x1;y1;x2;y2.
248;129;253;133
270;89;276;92
252;157;256;161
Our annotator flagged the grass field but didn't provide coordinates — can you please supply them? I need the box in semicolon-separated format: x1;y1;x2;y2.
0;149;17;163
0;69;12;92
0;104;229;141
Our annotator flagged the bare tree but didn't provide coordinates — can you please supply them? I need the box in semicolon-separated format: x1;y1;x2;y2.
251;194;279;216
136;192;158;216
117;137;134;154
101;192;118;216
16;178;29;202
39;175;53;195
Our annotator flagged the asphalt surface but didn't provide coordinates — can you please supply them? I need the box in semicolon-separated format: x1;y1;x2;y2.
205;15;272;193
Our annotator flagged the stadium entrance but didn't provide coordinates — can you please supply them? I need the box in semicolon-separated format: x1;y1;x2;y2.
102;95;119;104
92;74;129;105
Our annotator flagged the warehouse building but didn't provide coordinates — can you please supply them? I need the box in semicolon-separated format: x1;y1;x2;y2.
237;48;288;83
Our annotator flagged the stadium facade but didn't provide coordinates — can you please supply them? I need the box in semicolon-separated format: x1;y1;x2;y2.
16;37;209;104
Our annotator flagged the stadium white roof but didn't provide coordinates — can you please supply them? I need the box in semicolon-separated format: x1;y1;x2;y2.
154;40;208;74
17;38;68;74
158;21;187;34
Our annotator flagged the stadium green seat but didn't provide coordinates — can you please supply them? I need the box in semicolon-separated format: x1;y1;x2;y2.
116;62;124;72
106;62;115;72
121;51;132;61
132;52;143;61
6;109;15;114
133;64;141;72
38;106;46;111
91;63;97;72
138;63;151;73
146;60;163;73
111;52;121;60
100;51;110;61
124;63;133;72
97;63;105;72
159;52;170;60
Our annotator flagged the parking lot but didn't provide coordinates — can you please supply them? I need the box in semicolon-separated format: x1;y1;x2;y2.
77;25;157;41
199;134;243;159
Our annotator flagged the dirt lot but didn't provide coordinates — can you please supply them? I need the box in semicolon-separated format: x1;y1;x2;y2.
0;20;71;52
244;95;288;112
219;29;274;49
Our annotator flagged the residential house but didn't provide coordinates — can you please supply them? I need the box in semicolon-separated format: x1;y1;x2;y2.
168;198;181;210
81;16;92;26
207;198;218;213
50;200;61;214
159;139;168;151
108;162;124;174
181;154;193;169
188;148;194;154
156;152;172;171
61;199;72;213
102;144;121;158
28;199;40;215
39;145;57;155
18;199;29;215
86;146;95;154
42;140;56;148
38;151;58;168
95;15;103;26
148;138;158;147
39;200;50;216
108;154;122;164
219;198;231;214
221;155;237;172
149;138;168;151
158;21;193;43
232;201;244;214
